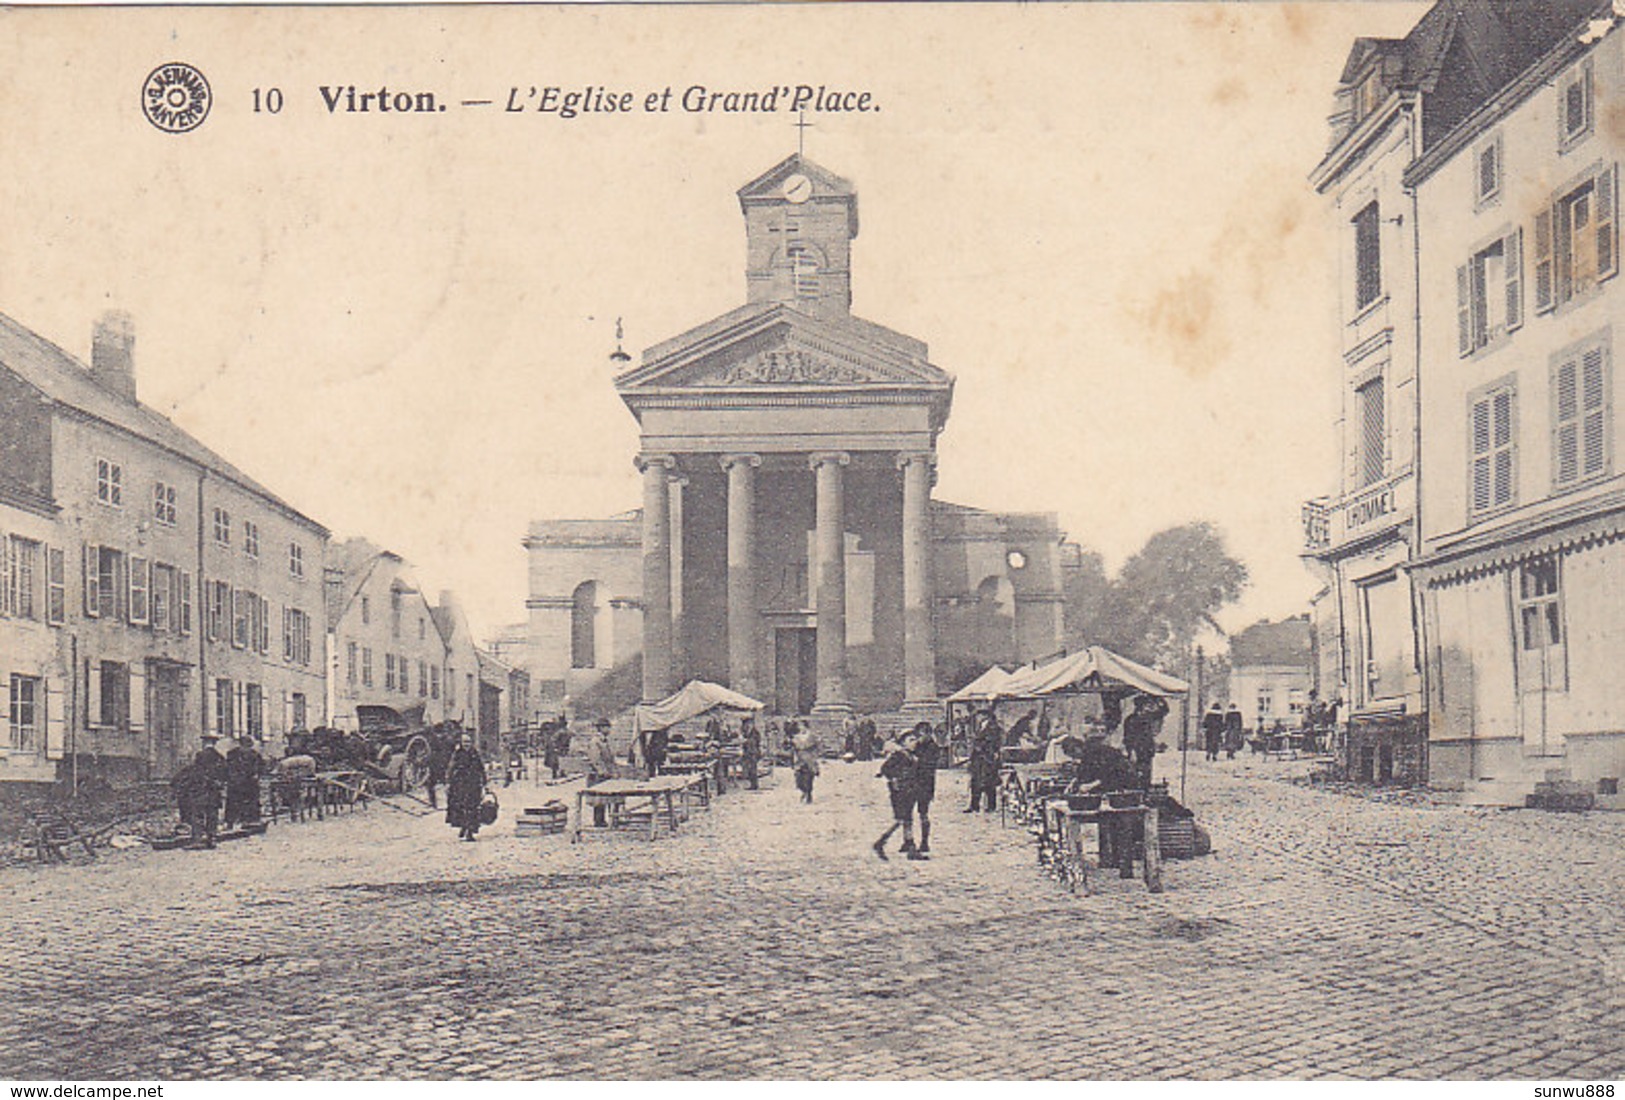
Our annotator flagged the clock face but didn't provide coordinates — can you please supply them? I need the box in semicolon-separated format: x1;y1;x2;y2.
1007;550;1027;570
783;173;813;204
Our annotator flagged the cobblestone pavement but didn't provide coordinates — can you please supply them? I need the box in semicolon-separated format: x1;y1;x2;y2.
0;755;1620;1080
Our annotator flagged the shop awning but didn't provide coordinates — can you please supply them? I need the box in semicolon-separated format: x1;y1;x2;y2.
995;646;1189;699
946;664;1017;702
635;680;766;730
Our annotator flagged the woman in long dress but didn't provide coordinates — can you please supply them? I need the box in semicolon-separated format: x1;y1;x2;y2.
445;731;487;842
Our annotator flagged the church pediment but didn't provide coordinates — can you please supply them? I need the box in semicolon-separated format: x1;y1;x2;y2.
616;303;953;397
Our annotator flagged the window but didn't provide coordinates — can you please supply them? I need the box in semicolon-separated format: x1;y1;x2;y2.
1353;202;1382;309
128;555;149;626
1518;557;1564;654
151;563;174;633
8;674;39;752
214;677;234;738
232;589;250;649
153;481;177;526
289;542;304;579
1536;166;1618;312
398;655;410;695
1474;136;1502;206
98;661;130;729
3;536;40;620
347;641;358;685
1351;69;1384;125
256;594;271;654
208;580;230;641
1470;382;1517;516
1558;61;1593;151
212;507;231;547
1361;576;1412;704
361;595;371;625
243;521;259;559
95;458;122;507
246;683;264;740
418;660;428;698
1552;337;1611;488
571;580;598;669
390;589;402;639
1458;230;1523;355
179;571;193;635
46;546;65;626
787;242;819;299
290;693;308;732
446;666;455;709
418;617;426;641
1356;375;1386;487
284;607;312;665
362;647;374;688
85;546;127;621
430;665;440;700
385;653;397;691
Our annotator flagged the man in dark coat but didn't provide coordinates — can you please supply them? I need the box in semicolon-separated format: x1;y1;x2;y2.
188;733;229;848
739;716;762;791
1224;702;1246;757
645;726;669;778
965;712;1002;813
425;725;455;808
1006;709;1038;747
1202;702;1225;761
223;736;265;829
910;722;942;854
1122;695;1164;788
445;731;487;841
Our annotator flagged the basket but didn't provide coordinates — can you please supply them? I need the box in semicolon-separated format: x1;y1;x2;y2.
515;804;568;836
1157;817;1196;860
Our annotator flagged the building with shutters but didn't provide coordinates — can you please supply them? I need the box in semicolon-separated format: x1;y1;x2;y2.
324;539;449;732
1309;0;1621;803
1405;3;1623;805
0;309;330;784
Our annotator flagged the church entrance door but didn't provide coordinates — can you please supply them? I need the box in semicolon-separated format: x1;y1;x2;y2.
773;628;817;716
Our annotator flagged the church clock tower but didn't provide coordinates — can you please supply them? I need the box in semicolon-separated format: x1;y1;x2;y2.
738;154;858;321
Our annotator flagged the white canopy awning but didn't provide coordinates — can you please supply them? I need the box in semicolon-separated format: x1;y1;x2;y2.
946;664;1017;702
635;680;766;730
995;646;1189;699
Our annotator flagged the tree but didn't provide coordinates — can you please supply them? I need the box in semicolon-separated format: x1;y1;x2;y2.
1062;547;1110;653
1084;522;1248;668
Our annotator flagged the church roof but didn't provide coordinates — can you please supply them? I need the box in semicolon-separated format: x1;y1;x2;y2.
0;310;326;534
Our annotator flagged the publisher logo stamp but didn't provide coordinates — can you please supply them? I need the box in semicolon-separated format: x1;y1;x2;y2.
142;63;212;133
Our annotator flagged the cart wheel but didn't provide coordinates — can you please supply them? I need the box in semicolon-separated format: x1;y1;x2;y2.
402;735;432;791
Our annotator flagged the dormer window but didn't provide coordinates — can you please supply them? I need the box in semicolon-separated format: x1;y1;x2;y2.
1352;70;1384;126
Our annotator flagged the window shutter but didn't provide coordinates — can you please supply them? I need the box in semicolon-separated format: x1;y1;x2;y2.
1597;164;1617;282
1534;207;1555;313
129;664;147;733
1555;359;1580;484
179;571;192;635
83;544;100;617
1505;229;1524;332
235;683;246;738
1456;264;1472;355
44;679;66;760
1494;390;1515;507
208;680;220;736
128;556;149;626
282;690;294;735
87;660;102;729
1582;346;1608;477
46;546;65;626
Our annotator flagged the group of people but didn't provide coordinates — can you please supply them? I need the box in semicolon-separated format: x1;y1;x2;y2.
1201;690;1345;760
171;731;266;848
873;722;942;860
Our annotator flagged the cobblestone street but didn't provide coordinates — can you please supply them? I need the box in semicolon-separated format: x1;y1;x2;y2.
1;757;1620;1081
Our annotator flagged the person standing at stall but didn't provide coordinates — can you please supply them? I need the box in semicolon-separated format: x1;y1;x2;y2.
1122;695;1165;788
189;732;229;849
965;712;1002;813
1202;702;1225;762
740;715;762;791
445;731;488;842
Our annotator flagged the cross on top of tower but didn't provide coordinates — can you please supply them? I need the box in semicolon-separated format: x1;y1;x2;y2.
793;109;813;157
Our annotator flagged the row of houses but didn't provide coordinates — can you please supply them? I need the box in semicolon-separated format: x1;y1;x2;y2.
1306;0;1623;806
0;309;528;788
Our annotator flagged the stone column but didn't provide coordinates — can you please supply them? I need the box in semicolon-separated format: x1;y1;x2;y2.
899;451;937;712
810;451;851;713
637;454;676;702
722;453;761;699
668;473;687;686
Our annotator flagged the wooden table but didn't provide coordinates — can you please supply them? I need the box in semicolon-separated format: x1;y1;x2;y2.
572;775;710;842
1044;797;1163;894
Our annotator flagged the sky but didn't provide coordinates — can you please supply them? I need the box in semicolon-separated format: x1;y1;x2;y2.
0;2;1433;645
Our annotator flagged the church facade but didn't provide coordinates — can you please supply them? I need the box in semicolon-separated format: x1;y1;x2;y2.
525;156;1074;722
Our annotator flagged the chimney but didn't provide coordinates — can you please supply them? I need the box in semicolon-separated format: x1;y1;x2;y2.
90;310;137;402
